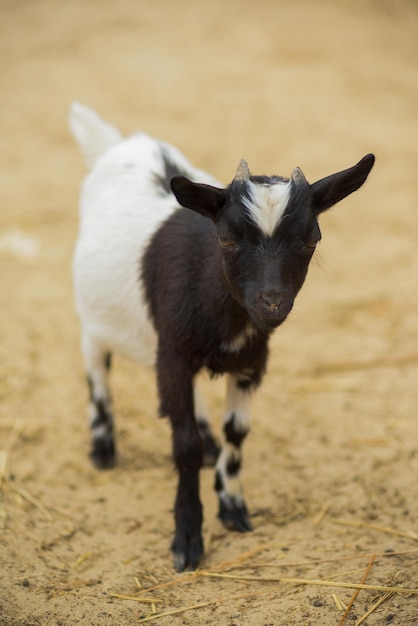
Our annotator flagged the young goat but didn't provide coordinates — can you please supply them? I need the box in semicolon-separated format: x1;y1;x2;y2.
70;103;374;571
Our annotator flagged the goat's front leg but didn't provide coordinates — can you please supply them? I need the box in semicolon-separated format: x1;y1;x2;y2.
157;345;203;572
215;373;253;532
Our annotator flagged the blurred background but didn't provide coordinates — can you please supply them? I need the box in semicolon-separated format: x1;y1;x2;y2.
1;1;417;623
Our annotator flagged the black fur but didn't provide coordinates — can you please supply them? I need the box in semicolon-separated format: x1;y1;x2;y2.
218;499;252;532
196;420;220;467
89;397;116;470
153;146;188;196
87;351;115;469
224;413;248;448
226;455;241;476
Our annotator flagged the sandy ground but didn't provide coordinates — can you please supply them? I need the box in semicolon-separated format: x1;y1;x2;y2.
1;0;418;624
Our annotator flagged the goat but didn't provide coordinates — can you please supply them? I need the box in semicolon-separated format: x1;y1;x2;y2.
70;103;375;571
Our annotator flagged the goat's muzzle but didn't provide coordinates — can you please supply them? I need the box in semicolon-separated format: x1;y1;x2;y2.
247;288;294;331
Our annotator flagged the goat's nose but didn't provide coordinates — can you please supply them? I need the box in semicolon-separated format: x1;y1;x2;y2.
260;290;284;311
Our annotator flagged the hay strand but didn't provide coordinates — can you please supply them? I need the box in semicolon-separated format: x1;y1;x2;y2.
199;571;418;595
335;518;418;541
138;599;213;622
8;483;53;520
338;554;376;625
108;592;162;604
0;450;10;487
332;593;347;611
355;591;394;626
71;551;94;569
231;548;418;571
313;500;331;526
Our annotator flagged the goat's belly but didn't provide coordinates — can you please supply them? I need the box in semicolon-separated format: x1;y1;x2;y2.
89;316;157;366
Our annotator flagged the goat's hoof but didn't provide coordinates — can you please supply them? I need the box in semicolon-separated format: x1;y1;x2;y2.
218;500;253;532
197;422;220;467
172;535;203;572
90;437;116;469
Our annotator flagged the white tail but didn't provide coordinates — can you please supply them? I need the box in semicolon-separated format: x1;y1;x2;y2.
69;102;123;169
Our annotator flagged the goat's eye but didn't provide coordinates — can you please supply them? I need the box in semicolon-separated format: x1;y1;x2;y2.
218;236;236;248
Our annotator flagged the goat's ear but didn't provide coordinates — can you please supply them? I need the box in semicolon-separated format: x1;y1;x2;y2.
311;154;375;215
170;176;228;222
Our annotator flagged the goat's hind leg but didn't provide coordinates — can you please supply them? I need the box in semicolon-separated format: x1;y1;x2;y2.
83;332;116;469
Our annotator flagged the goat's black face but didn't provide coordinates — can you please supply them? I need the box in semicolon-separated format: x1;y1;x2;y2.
215;181;321;330
170;152;375;331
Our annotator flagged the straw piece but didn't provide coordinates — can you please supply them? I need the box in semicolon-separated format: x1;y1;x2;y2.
232;548;418;571
107;592;162;604
139;600;213;622
335;518;418;541
0;500;7;530
332;593;346;611
338;554;375;625
0;451;9;487
327;567;369;580
71;551;93;569
8;483;53;520
199;571;418;595
355;591;394;626
313;500;331;526
0;449;11;529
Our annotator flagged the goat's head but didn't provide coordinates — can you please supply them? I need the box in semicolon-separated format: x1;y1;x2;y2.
171;153;375;331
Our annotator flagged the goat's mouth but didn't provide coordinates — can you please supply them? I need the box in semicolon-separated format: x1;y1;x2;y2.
247;305;293;332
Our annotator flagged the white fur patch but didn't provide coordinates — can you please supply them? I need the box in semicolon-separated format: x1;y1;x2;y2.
224;374;251;432
242;181;291;237
222;323;257;353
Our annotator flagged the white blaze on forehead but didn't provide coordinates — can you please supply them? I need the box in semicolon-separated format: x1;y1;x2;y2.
242;180;291;237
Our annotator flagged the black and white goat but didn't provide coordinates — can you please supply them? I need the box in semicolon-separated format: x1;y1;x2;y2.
70;103;374;571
